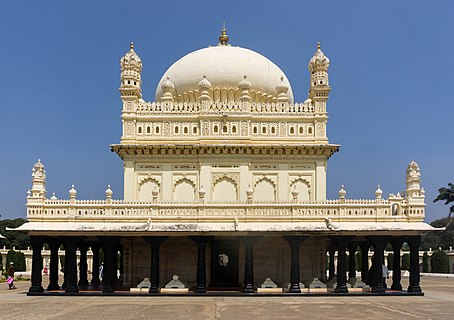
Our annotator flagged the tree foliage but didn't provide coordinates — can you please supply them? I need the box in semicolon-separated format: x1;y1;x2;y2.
430;249;449;273
387;253;394;270
433;182;454;218
422;251;429;273
6;250;26;272
421;217;454;250
401;253;410;271
0;219;30;249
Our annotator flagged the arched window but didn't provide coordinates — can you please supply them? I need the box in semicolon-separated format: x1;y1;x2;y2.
232;126;237;133
147;126;151;134
174;126;179;134
299;127;303;134
290;127;295;134
155;126;160;134
308;127;313;135
262;127;267;134
253;126;258;134
184;127;189;134
271;126;276;134
214;125;219;133
193;126;197;134
138;127;142;134
223;125;228;133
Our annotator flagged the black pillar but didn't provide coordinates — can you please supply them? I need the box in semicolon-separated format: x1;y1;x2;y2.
29;236;46;293
99;236;121;293
78;241;89;287
190;236;214;293
47;238;61;291
366;236;388;293
143;236;168;294
283;236;309;293
390;238;404;291
62;245;68;289
240;236;261;293
407;236;422;293
63;237;80;293
332;236;354;293
328;242;336;281
359;242;370;284
347;242;357;280
90;242;101;285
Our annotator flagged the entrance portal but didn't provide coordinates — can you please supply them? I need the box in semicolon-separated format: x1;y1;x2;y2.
210;239;239;288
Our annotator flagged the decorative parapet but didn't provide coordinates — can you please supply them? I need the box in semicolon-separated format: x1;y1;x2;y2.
26;197;425;223
129;101;315;116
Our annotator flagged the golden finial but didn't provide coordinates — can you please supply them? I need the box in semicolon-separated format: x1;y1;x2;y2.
130;42;134;50
317;42;321;50
219;20;229;45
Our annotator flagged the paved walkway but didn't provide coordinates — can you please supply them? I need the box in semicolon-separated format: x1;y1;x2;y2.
0;276;453;320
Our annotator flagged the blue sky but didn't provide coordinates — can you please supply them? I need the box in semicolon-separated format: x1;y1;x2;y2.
0;0;452;222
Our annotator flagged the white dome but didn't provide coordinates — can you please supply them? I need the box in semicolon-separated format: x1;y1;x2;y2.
155;45;294;103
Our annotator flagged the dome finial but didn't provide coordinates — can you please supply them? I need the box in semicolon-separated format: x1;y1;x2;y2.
130;42;134;50
317;42;321;50
219;20;229;45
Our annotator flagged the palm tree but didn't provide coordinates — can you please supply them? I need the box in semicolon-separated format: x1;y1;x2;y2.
434;182;454;219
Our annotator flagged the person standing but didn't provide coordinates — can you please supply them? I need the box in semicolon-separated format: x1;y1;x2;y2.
7;262;16;290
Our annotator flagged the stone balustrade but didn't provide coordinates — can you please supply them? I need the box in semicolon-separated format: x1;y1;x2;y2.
27;198;424;222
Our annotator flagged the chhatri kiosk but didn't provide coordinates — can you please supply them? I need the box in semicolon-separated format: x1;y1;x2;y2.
18;29;436;295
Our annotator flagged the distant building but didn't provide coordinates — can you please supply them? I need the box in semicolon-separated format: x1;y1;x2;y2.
15;28;439;295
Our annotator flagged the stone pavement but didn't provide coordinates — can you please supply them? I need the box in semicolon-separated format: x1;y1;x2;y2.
0;277;453;320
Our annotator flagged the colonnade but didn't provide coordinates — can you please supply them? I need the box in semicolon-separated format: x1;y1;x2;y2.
327;236;422;293
28;235;422;295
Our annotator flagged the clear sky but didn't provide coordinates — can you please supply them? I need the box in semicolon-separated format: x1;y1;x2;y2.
0;0;452;222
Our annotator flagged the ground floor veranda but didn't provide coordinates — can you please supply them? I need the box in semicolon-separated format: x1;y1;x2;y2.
27;233;423;296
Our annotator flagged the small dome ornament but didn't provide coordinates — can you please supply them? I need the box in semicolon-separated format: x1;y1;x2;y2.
198;75;212;89
338;185;346;199
198;75;212;102
246;185;254;199
50;192;58;200
69;185;77;198
120;41;142;72
160;77;175;103
276;76;289;103
238;75;252;102
291;185;299;201
105;185;113;198
375;185;383;199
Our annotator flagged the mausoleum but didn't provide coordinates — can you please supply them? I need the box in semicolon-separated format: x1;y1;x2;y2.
15;28;439;295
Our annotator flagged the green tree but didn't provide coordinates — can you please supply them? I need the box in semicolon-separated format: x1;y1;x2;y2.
401;253;410;271
422;251;429;273
6;250;26;272
434;183;454;218
387;253;394;270
430;249;449;273
421;217;454;250
0;218;30;249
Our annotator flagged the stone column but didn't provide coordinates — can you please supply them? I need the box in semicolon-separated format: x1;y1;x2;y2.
359;242;370;284
347;242;357;280
407;236;422;293
63;237;79;293
143;236;168;294
190;236;214;293
90;242;101;285
99;236;121;293
328;242;336;281
78;241;89;287
366;236;388;293
240;237;261;293
47;238;61;291
283;236;309;293
29;236;46;293
390;238;404;291
62;246;69;289
333;236;354;293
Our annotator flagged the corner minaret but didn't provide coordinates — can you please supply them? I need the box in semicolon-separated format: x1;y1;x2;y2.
119;42;143;101
308;42;330;143
406;160;424;201
30;159;46;200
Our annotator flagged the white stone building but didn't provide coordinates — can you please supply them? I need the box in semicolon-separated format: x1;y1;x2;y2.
14;28;440;295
